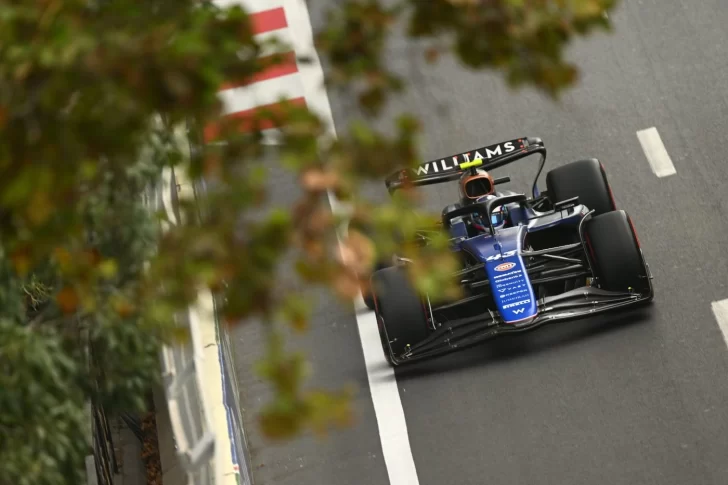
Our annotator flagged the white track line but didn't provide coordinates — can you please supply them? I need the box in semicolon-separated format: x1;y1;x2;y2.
206;128;282;146
636;127;677;178
283;1;421;484
711;299;728;349
220;0;284;13
222;1;293;56
219;73;304;114
254;29;293;57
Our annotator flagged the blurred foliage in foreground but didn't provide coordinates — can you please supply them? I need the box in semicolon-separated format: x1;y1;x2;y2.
0;0;617;482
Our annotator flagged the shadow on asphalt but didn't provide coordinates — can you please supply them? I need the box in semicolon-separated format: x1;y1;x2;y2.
387;306;654;381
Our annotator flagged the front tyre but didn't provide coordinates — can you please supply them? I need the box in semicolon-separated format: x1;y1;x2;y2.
351;221;398;311
362;261;390;310
371;267;430;365
546;158;616;216
584;210;653;299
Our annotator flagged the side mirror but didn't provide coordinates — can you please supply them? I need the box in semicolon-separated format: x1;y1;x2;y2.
554;196;579;211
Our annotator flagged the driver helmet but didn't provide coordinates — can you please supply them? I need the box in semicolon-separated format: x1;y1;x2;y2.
459;168;495;203
458;169;507;228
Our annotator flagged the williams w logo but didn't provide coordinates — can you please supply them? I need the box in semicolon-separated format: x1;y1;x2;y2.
512;308;526;314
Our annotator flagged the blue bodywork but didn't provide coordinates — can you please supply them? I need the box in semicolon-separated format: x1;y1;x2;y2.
448;195;587;324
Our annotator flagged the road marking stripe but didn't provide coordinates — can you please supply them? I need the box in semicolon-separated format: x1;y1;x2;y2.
219;73;304;113
250;7;288;34
352;308;421;485
211;2;299;140
214;1;292;55
283;1;421;484
216;0;285;13
636;127;677;178
711;299;728;349
204;97;306;142
221;52;299;90
207;128;280;146
282;0;337;141
254;28;293;57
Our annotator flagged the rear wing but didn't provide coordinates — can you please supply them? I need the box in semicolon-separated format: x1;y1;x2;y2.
385;136;546;196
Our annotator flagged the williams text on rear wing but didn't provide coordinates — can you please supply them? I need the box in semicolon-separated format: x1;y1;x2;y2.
385;136;547;197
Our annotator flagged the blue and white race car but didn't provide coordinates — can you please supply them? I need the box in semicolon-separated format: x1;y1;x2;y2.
368;136;654;366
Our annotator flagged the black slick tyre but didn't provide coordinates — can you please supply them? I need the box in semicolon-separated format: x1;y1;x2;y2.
371;266;430;364
584;210;652;298
546;158;616;216
351;221;397;311
362;261;389;310
362;287;376;311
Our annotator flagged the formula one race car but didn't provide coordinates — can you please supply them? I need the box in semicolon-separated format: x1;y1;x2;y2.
367;136;654;366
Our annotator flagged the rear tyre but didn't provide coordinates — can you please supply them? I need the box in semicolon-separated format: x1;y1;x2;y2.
584;210;652;298
371;267;430;364
546;158;616;216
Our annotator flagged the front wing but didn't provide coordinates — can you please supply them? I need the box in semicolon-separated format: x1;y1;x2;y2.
380;280;654;366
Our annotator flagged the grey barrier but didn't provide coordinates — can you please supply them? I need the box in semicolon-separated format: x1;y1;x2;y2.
145;169;217;485
147;118;253;485
192;173;254;485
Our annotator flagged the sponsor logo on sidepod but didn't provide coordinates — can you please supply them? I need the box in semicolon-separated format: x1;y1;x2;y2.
495;262;516;272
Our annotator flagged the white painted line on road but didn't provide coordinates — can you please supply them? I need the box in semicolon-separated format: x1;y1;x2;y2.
636;127;677;178
206;128;283;146
283;1;421;485
215;1;293;56
283;0;337;142
218;73;304;114
254;28;293;57
711;299;728;349
218;0;284;13
352;306;422;485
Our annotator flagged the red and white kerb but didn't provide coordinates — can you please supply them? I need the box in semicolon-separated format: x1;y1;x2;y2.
206;0;306;142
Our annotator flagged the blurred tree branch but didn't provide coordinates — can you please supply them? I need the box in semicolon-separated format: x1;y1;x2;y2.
0;0;619;482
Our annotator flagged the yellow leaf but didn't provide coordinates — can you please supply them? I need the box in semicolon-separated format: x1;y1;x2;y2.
99;259;118;279
53;247;72;271
26;191;53;226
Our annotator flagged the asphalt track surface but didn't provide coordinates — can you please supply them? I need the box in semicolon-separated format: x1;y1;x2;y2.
231;2;728;484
